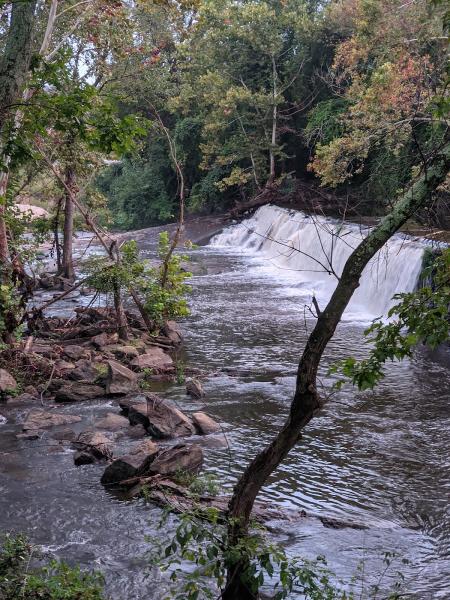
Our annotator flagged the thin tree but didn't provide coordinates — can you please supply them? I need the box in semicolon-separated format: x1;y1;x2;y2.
222;142;450;599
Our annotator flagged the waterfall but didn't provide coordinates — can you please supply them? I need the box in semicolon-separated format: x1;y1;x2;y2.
210;204;427;319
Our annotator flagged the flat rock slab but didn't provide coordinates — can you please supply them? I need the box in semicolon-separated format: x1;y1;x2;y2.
55;383;105;402
95;412;129;431
105;360;138;396
192;412;220;435
130;348;173;372
101;439;159;485
23;409;82;431
128;395;195;439
149;443;203;476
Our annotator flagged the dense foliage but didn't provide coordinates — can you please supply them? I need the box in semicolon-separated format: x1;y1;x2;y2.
0;534;105;600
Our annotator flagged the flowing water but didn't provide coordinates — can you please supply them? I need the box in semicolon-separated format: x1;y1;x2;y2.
1;205;449;599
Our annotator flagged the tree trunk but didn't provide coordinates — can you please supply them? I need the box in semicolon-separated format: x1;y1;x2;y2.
223;142;450;599
53;196;63;273
113;281;129;341
61;166;76;281
0;0;37;265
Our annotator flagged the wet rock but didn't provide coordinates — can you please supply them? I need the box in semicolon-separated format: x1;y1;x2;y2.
127;424;147;438
163;320;183;345
100;439;159;485
105;360;138;396
150;444;203;476
51;428;77;442
63;345;90;361
74;430;113;461
23;409;82;431
9;392;38;404
55;382;105;402
16;430;41;440
192;412;220;435
186;378;204;399
95;412;129;432
128;395;195;439
0;414;7;425
0;368;17;393
118;397;140;415
130;347;173;372
74;450;96;465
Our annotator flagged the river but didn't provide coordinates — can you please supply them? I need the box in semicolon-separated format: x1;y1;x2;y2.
0;206;449;599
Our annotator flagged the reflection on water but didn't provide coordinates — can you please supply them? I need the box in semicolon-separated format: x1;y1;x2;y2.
1;244;449;599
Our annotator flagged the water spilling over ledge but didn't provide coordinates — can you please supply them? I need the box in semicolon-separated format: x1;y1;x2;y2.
211;205;429;319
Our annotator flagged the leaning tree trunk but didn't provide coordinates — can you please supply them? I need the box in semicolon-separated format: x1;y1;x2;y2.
60;165;76;281
222;143;450;600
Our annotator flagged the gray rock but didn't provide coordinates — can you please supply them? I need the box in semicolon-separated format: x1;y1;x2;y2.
74;430;113;460
128;396;195;439
55;382;105;402
91;332;118;349
95;412;129;431
68;359;101;382
102;344;139;361
163;320;183;345
150;444;203;476
23;409;82;431
130;347;173;371
74;450;96;465
0;368;17;393
100;439;159;485
186;378;204;399
192;412;220;435
64;345;89;361
105;360;138;396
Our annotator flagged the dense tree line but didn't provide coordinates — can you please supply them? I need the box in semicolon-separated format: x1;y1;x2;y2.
94;0;449;229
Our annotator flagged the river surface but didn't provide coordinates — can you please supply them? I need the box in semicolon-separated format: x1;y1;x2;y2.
1;224;450;599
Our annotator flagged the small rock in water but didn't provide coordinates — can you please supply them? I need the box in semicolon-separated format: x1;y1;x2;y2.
192;412;220;435
23;409;82;431
128;395;195;439
186;378;204;399
0;414;7;425
100;439;159;485
150;443;203;476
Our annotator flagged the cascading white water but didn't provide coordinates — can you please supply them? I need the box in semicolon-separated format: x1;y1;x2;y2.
210;204;427;319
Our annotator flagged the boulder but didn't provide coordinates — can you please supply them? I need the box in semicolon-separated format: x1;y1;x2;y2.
55;382;105;402
74;430;113;460
128;396;195;439
100;439;159;485
192;412;221;435
105;360;138;396
186;378;204;399
102;344;139;361
31;344;59;359
67;359;99;382
130;347;173;372
0;368;17;393
23;409;82;431
95;412;129;432
150;444;203;476
91;332;118;349
163;320;183;345
54;359;75;376
64;345;89;361
74;450;96;466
